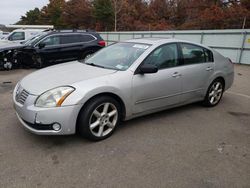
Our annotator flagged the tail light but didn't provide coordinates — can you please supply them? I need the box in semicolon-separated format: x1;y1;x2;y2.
98;40;106;47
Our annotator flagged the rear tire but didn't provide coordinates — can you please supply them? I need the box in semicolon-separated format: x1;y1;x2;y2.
77;96;122;141
203;78;224;107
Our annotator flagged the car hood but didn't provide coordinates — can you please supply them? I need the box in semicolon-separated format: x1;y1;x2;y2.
20;61;117;95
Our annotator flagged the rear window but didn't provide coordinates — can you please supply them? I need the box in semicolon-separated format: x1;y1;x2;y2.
180;43;213;65
42;36;60;46
81;34;95;42
60;34;81;44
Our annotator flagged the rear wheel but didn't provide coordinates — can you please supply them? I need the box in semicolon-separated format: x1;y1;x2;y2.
203;78;224;107
77;96;121;141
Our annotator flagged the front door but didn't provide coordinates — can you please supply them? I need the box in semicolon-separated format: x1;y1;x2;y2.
37;35;61;64
132;43;182;114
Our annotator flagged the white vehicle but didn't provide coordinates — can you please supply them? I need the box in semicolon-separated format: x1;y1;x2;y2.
0;29;48;44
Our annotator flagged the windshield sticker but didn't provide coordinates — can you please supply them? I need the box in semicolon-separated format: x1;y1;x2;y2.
133;44;149;49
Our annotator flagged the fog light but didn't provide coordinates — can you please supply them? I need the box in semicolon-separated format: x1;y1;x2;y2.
52;123;61;131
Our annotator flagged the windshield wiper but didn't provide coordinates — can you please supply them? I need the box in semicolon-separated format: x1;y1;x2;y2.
86;63;105;69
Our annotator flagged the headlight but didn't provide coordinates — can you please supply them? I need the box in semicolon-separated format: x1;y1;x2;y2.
35;86;75;108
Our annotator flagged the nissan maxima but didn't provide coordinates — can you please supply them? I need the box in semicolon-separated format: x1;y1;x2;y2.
13;38;234;141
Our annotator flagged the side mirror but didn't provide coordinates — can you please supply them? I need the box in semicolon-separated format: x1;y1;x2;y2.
138;64;158;74
38;42;46;49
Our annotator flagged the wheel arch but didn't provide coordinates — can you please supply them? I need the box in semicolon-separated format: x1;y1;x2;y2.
76;92;127;130
215;76;225;87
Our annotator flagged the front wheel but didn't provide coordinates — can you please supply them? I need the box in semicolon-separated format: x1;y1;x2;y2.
77;96;121;141
203;79;224;107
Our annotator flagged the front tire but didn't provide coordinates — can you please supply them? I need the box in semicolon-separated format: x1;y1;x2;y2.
203;78;224;107
77;96;121;141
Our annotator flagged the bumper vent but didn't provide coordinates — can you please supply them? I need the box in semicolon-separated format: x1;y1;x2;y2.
16;89;29;105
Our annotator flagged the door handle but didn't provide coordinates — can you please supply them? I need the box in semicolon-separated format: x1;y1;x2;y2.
172;72;181;78
206;67;213;71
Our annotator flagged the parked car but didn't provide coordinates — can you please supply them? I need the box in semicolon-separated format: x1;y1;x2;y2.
13;38;234;141
0;34;46;70
16;30;106;68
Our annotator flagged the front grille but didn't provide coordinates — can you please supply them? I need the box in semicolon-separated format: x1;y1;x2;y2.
16;89;29;105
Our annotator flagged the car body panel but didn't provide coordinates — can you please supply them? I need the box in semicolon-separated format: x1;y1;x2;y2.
132;67;182;113
180;62;215;103
20;61;117;95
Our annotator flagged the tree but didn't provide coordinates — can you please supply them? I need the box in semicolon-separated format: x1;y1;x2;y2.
93;0;114;31
16;0;249;30
62;0;93;29
148;0;174;30
16;8;42;25
39;0;66;28
112;0;123;31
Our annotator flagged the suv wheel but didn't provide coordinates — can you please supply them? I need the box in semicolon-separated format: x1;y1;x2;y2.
203;78;224;107
77;96;121;141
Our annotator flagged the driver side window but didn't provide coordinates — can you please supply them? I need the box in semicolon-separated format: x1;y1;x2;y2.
41;36;60;46
143;43;179;69
9;32;25;41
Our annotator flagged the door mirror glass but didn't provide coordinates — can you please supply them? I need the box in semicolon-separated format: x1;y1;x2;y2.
139;64;158;74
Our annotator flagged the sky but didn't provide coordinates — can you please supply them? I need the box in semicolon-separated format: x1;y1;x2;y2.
0;0;49;25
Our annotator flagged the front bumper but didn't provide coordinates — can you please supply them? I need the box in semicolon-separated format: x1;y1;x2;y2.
13;85;82;135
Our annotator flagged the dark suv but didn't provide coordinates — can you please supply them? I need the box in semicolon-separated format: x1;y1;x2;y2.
16;30;105;68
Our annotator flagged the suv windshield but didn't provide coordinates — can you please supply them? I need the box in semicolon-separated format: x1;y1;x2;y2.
26;33;48;46
85;42;150;70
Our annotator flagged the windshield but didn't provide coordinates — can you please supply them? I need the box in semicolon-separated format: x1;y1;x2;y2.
25;33;47;46
85;42;151;71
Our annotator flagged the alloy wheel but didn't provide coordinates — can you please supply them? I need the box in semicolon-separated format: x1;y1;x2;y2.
89;102;118;137
208;82;223;105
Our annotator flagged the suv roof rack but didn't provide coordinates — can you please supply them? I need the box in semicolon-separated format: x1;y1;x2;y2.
54;29;96;33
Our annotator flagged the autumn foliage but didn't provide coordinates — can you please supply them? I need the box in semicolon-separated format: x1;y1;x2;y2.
17;0;250;31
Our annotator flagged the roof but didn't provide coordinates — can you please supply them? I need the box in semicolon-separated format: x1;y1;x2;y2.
126;38;184;45
126;37;213;51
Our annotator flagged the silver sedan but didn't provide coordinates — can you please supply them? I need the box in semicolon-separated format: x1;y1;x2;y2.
13;38;234;141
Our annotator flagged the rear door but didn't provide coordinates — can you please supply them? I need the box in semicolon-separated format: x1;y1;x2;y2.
59;34;82;61
179;43;214;103
60;34;97;61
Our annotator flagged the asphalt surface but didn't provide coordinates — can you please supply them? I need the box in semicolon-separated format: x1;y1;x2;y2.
0;65;249;188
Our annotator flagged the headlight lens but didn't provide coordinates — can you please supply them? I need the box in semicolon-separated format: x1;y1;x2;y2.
35;86;75;108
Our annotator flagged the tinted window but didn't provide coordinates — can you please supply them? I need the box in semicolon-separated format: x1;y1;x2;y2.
81;34;95;42
60;34;81;44
41;36;60;46
204;48;214;62
8;32;25;41
180;43;208;64
143;43;179;69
